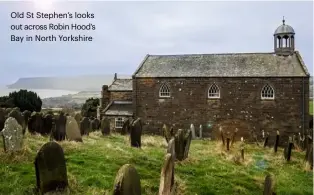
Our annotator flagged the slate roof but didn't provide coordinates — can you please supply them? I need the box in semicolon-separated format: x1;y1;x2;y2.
133;51;309;78
102;101;133;116
108;79;132;91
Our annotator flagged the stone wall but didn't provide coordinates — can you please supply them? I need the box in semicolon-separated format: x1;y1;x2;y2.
133;77;310;145
110;91;132;102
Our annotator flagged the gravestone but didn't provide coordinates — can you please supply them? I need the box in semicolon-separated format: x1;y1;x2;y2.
65;116;82;142
274;131;280;153
80;117;90;136
130;118;142;148
43;114;53;135
22;110;32;133
35;142;68;194
54;112;67;141
100;117;110;135
90;118;99;131
159;153;175;195
263;132;269;148
2;117;23;152
113;164;141;195
8;109;25;133
0;108;5;132
167;138;176;161
28;112;44;134
121;119;130;135
74;113;82;126
190;124;195;139
183;130;192;159
226;138;230;151
174;129;191;161
163;124;173;143
199;125;203;138
284;137;293;161
263;175;274;195
306;143;313;170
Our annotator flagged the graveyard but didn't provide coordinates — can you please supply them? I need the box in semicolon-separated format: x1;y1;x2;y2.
0;123;313;195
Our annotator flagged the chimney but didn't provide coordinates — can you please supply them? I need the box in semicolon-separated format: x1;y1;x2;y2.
114;73;117;81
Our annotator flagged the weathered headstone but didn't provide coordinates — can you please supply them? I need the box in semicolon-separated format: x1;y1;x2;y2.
284;137;293;161
263;175;274;195
190;124;195;139
22;110;32;133
159;153;175;195
80;117;90;136
174;129;191;161
54;112;66;141
28;112;44;135
113;164;141;195
90;118;99;131
35;142;68;194
65;116;82;142
121;119;130;135
199;125;203;139
167;138;176;161
183;130;192;159
163;124;173;143
42;114;53;135
130;118;142;148
100;117;110;135
8;109;25;133
1;117;23;152
74;112;82;126
306;143;313;170
274;131;280;153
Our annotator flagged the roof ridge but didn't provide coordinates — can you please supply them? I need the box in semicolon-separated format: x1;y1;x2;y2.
148;52;275;57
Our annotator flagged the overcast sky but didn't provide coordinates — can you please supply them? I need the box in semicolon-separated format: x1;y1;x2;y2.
0;1;313;85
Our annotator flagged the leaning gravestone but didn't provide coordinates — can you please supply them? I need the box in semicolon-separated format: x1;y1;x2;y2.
130;118;142;148
80;117;90;136
100;117;110;135
263;175;274;195
65;116;82;142
183;130;192;159
190;124;195;139
113;164;141;195
167;138;176;161
2;117;23;152
174;129;192;161
35;142;68;194
159;153;175;195
0;108;5;132
163;124;172;143
28;112;44;134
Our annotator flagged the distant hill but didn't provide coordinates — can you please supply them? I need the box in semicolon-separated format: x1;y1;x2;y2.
7;74;131;91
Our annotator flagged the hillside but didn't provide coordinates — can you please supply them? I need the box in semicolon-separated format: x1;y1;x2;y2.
7;74;131;91
0;132;312;195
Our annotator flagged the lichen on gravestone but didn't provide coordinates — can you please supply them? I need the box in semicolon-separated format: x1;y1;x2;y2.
2;117;23;152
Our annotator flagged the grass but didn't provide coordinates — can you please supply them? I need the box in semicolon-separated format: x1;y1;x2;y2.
0;132;313;195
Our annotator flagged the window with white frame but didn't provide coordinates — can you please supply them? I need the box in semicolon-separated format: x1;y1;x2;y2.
115;117;124;128
261;84;275;99
159;83;171;97
208;84;220;98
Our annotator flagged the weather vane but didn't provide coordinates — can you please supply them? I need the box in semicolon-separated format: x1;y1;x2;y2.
282;16;285;25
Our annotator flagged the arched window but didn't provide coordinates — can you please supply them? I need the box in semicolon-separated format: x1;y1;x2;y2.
208;84;220;98
261;84;275;100
159;83;171;97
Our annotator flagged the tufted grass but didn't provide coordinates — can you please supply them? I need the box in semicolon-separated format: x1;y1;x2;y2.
0;131;313;195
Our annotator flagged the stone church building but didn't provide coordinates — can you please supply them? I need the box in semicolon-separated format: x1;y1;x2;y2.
100;19;310;142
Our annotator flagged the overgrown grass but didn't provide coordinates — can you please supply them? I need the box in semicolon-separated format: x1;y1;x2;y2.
0;132;312;195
